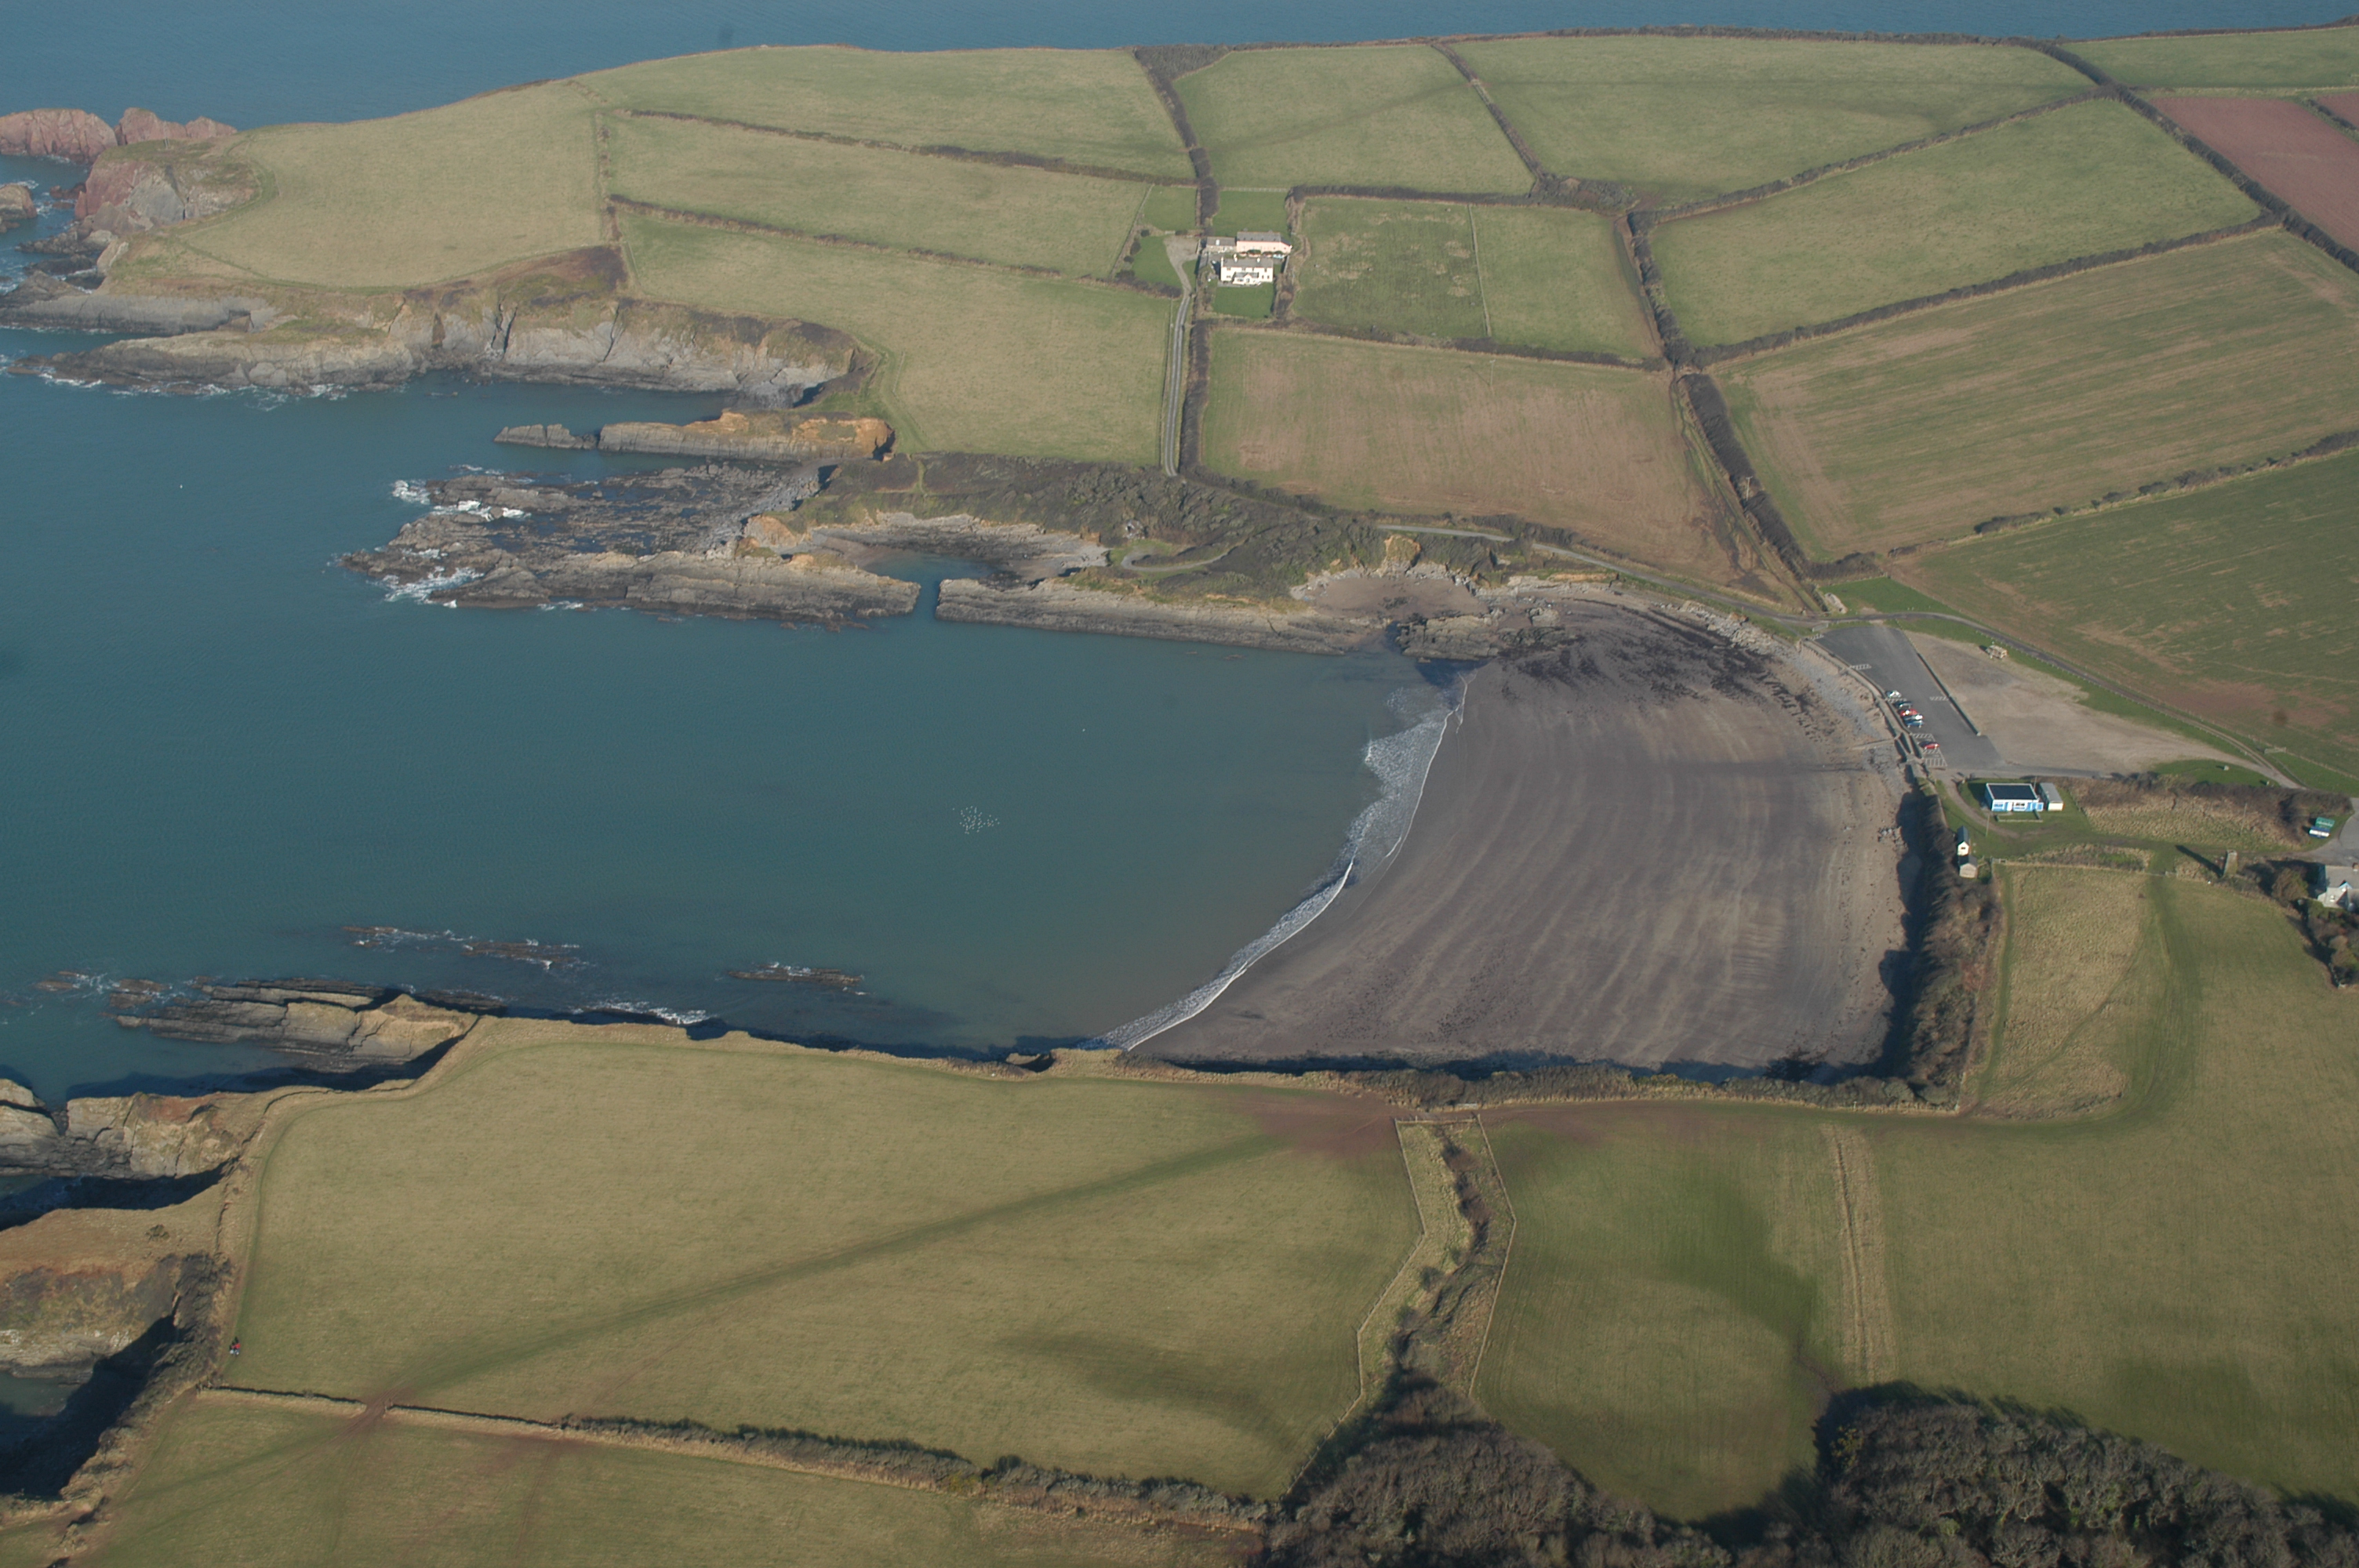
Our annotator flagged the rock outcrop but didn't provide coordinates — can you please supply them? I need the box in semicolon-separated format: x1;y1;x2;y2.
73;146;249;230
0;1252;210;1375
0;108;116;163
0;183;32;233
936;578;1377;654
113;108;235;147
114;982;479;1067
0;1081;264;1181
347;466;921;622
0;106;231;164
596;410;895;462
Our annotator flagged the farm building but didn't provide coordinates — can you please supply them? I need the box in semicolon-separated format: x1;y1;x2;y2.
1216;258;1277;285
1979;782;2052;814
2316;865;2356;911
1234;230;1293;257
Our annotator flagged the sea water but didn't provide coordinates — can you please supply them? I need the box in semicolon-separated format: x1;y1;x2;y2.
0;0;2337;1096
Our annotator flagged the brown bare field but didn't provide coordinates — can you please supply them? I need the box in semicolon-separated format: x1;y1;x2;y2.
1976;868;2151;1118
2324;92;2359;126
2156;96;2359;250
1200;333;1749;590
1719;232;2359;557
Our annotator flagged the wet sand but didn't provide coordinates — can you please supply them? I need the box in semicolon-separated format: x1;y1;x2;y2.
1145;598;1908;1073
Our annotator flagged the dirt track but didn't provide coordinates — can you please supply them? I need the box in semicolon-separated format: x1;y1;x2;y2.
1145;599;1907;1072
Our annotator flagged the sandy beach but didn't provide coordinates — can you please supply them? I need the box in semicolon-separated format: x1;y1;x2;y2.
1145;597;1909;1073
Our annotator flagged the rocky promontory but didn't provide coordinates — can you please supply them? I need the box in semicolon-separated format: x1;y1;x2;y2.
347;466;920;622
0;1079;267;1181
937;578;1377;653
503;408;894;463
0;107;234;163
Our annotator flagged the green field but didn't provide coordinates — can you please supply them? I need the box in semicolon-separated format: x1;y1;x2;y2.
1719;232;2359;556
1140;184;1200;231
2077;25;2359;89
169;83;603;287
1652;98;2257;344
1459;35;2090;204
605;114;1147;277
1209;188;1290;234
582;45;1194;178
1176;45;1532;194
1902;448;2359;781
1200;332;1736;588
53;1396;1227;1568
1292;198;1487;339
623;213;1167;463
1289;198;1652;357
230;1025;1416;1497
1482;874;2359;1518
1208;280;1275;318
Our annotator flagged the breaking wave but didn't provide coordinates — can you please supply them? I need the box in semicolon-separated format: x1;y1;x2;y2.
1096;681;1462;1052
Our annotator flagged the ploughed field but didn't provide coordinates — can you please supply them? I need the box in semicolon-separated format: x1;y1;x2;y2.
1147;599;1906;1072
2154;96;2359;252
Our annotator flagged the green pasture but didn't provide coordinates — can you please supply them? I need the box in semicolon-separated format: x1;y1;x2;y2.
1176;45;1531;194
1483;874;2359;1518
1459;35;2089;204
1652;98;2257;344
1142;185;1201;230
1209;280;1275;318
60;1396;1227;1568
1293;198;1486;339
1128;237;1183;289
623;213;1167;464
1209;188;1291;234
171;83;604;288
231;1025;1416;1497
581;45;1194;178
1200;332;1729;587
1903;448;2359;782
1718;231;2359;556
1289;198;1651;356
1464;205;1654;357
2076;25;2359;89
605;114;1147;277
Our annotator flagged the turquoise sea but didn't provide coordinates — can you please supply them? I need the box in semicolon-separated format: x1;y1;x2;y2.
0;2;2339;1098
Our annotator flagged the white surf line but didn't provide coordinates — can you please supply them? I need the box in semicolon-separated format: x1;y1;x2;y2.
1100;692;1462;1052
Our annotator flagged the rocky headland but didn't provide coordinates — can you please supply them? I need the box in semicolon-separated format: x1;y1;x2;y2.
346;466;922;622
502;408;894;463
0;107;232;165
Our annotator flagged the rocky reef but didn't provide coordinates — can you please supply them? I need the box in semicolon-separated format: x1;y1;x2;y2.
111;981;480;1069
937;578;1376;653
346;466;921;622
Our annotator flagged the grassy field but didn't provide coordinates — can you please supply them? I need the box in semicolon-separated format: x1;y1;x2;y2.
2077;25;2359;89
1176;45;1531;194
623;213;1167;463
1141;185;1200;231
605;114;1147;277
1900;448;2359;782
1975;867;2153;1118
1652;99;2257;344
1209;189;1290;233
1200;332;1737;587
48;1395;1230;1568
1481;874;2359;1518
1458;36;2090;204
229;1024;1416;1498
165;83;604;288
1718;232;2359;556
581;45;1194;178
1289;198;1652;356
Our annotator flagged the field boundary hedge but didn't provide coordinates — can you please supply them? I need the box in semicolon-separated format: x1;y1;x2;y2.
1132;47;1219;227
1428;40;1554;187
1245;314;1663;372
1961;423;2359;539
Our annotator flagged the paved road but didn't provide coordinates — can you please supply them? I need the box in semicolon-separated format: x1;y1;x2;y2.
1817;625;2003;775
